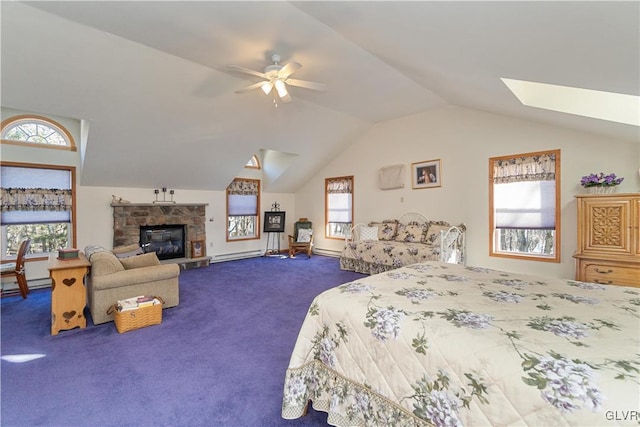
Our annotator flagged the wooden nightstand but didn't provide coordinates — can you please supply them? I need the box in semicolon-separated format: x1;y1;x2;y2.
48;252;91;335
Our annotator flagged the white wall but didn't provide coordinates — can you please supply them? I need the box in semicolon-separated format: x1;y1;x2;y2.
296;106;639;279
4;179;295;283
76;186;295;260
1;108;297;283
3;105;639;284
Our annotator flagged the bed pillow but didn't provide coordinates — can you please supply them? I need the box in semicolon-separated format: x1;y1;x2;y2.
360;226;379;241
423;221;452;245
368;220;398;241
297;228;313;243
395;222;427;243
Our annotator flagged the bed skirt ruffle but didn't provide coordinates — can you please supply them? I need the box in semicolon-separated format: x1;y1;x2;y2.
282;360;428;427
339;257;396;275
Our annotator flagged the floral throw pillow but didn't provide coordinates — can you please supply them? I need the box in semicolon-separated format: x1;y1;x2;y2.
395;222;427;243
369;220;398;241
360;226;379;241
297;228;313;243
423;221;452;245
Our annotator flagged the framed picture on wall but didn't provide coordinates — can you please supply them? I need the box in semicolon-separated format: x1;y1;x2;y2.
191;240;205;258
411;159;442;189
263;211;286;233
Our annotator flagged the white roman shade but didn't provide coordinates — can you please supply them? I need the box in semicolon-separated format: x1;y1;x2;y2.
492;153;556;230
494;181;555;229
327;193;353;223
228;195;258;216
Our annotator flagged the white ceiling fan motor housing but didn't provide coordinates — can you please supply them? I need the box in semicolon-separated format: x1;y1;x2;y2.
264;54;283;77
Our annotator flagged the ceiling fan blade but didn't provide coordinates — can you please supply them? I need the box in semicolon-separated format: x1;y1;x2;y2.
228;64;267;79
278;61;302;79
285;78;326;91
235;81;266;94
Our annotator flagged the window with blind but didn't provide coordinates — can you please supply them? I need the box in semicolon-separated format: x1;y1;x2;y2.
325;176;354;239
226;178;260;241
489;150;560;262
1;162;76;257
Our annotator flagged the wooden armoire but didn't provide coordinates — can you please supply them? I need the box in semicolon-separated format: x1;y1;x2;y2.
574;193;640;287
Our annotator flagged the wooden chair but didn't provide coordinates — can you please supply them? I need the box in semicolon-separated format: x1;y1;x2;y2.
288;218;313;258
1;239;31;299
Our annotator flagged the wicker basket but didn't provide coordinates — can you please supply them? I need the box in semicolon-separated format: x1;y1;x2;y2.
108;297;163;334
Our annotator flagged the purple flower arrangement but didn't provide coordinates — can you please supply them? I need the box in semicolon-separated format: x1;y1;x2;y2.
580;172;624;188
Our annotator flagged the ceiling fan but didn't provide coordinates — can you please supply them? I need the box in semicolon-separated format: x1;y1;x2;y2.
229;54;326;104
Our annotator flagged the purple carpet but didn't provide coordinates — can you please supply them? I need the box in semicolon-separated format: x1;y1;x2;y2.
1;255;366;426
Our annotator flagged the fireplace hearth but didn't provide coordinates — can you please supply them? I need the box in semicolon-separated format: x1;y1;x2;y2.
140;224;186;260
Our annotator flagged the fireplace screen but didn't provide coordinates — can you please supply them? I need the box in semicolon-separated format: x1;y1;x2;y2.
140;224;186;260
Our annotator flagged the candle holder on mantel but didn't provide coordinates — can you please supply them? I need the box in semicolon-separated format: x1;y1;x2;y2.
153;188;176;204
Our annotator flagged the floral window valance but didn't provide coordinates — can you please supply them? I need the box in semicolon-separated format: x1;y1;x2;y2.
227;178;259;195
327;177;353;194
1;188;72;212
493;153;556;184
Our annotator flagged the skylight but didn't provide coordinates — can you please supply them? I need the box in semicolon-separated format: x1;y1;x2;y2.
501;78;640;127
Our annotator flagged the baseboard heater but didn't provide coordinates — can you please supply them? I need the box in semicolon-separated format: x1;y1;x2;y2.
212;250;263;263
312;248;341;258
3;277;51;292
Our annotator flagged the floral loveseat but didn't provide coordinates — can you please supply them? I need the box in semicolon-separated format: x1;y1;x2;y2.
340;212;466;275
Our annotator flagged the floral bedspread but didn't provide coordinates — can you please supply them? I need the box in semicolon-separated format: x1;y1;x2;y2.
282;261;640;426
340;241;441;275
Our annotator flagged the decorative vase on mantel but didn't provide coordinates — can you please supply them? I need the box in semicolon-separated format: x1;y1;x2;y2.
587;186;617;194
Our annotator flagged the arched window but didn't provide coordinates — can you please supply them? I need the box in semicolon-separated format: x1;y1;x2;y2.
245;155;261;169
1;115;76;151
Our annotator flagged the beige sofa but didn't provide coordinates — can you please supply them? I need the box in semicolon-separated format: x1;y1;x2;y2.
84;244;180;325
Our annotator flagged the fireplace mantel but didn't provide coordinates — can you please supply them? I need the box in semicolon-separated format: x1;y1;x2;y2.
111;203;208;208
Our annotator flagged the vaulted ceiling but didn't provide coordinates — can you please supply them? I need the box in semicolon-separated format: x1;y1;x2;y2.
2;1;638;192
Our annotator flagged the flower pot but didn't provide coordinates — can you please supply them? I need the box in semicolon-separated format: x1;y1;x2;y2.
586;186;616;194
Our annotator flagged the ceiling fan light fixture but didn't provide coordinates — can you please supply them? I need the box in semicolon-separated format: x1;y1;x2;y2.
230;54;324;104
261;81;273;95
274;79;288;98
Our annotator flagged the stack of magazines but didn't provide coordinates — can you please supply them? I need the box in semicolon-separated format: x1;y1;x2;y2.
116;296;160;312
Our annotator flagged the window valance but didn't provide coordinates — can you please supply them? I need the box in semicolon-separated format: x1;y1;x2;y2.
227;178;259;195
493;153;556;184
326;177;353;194
1;188;72;212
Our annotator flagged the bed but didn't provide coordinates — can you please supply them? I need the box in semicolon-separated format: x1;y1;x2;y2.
282;261;640;426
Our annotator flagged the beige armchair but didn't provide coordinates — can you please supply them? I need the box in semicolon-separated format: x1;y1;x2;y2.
84;244;180;325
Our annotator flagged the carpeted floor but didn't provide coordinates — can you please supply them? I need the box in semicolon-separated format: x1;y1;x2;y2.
1;255;366;427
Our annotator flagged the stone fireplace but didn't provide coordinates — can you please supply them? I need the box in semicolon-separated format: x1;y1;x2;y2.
112;203;207;259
